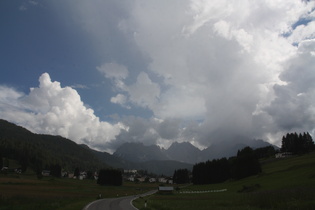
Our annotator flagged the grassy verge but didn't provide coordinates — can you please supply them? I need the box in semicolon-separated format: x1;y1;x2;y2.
0;173;157;210
133;152;315;210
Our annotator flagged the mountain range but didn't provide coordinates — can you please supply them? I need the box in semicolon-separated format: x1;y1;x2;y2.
0;119;275;176
113;138;273;164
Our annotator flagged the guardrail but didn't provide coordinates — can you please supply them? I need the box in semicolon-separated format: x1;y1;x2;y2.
179;189;227;194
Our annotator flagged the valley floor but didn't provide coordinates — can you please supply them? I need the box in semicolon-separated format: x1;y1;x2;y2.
133;152;315;210
0;173;157;210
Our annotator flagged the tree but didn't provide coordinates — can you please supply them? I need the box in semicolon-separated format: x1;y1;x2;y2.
0;152;3;169
192;157;231;185
192;162;207;185
50;164;61;177
231;147;261;180
97;168;122;186
173;169;190;184
74;167;80;178
254;146;276;159
86;170;94;179
3;158;9;168
281;132;314;154
304;132;315;151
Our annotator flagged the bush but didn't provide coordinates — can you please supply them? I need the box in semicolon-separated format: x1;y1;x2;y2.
97;168;122;186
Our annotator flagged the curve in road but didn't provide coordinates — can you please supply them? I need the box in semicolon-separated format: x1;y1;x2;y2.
83;190;157;210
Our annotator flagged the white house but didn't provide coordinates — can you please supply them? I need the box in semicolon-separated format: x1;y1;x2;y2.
158;186;174;193
149;178;156;183
41;170;50;176
124;169;137;174
275;152;292;158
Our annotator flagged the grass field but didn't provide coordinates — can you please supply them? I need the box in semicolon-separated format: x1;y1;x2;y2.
1;152;315;210
133;152;315;210
0;172;157;210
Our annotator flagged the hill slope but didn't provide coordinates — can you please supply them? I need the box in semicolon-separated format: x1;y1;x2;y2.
134;152;315;209
0;119;192;175
0;119;105;172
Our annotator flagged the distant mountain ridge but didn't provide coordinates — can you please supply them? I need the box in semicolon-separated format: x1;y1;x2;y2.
113;142;167;162
0;119;191;175
0;119;275;175
114;138;275;164
165;142;203;164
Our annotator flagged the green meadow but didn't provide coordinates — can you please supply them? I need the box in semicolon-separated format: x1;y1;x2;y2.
0;171;157;210
133;152;315;210
1;152;315;210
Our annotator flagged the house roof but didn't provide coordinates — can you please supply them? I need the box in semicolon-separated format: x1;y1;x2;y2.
158;186;174;191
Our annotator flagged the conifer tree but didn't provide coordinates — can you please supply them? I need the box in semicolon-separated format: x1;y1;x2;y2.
97;168;122;186
281;132;314;154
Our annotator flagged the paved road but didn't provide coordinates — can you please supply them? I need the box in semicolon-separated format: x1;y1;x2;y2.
83;190;157;210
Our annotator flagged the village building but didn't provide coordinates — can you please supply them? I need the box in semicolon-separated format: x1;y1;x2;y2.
149;178;156;183
158;186;174;194
41;170;50;176
275;152;292;158
137;177;146;182
158;177;168;183
124;169;137;174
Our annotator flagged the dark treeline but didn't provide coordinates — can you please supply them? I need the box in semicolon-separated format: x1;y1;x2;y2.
173;168;190;184
254;146;277;159
281;132;314;154
231;147;262;180
49;164;62;177
192;157;230;185
97;168;122;186
0;119;104;176
192;146;271;185
192;132;315;185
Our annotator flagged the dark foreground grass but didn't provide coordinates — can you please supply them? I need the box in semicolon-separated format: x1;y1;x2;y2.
133;152;315;210
0;173;157;210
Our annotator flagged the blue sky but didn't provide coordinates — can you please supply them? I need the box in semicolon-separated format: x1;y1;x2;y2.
0;0;143;119
1;0;315;153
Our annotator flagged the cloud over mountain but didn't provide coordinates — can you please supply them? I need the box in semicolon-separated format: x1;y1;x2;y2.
0;73;123;152
0;0;315;152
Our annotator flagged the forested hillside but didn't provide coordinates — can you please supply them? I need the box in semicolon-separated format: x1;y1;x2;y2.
0;119;105;174
0;119;192;176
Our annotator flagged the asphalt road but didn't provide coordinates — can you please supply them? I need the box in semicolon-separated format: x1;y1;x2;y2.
83;190;157;210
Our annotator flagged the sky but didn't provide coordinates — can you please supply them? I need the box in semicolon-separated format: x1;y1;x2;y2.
1;0;315;153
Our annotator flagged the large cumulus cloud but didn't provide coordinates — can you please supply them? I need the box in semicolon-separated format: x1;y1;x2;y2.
1;0;315;151
263;40;315;132
0;73;124;152
95;0;315;147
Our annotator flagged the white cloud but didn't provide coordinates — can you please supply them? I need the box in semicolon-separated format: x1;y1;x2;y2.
5;0;315;151
128;72;160;109
110;94;130;109
29;1;38;6
97;62;129;92
289;21;315;44
155;85;207;119
19;5;27;11
97;63;161;110
256;39;315;143
114;0;315;147
70;84;89;89
0;86;24;105
0;73;124;152
97;62;129;80
19;1;39;11
88;0;315;147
